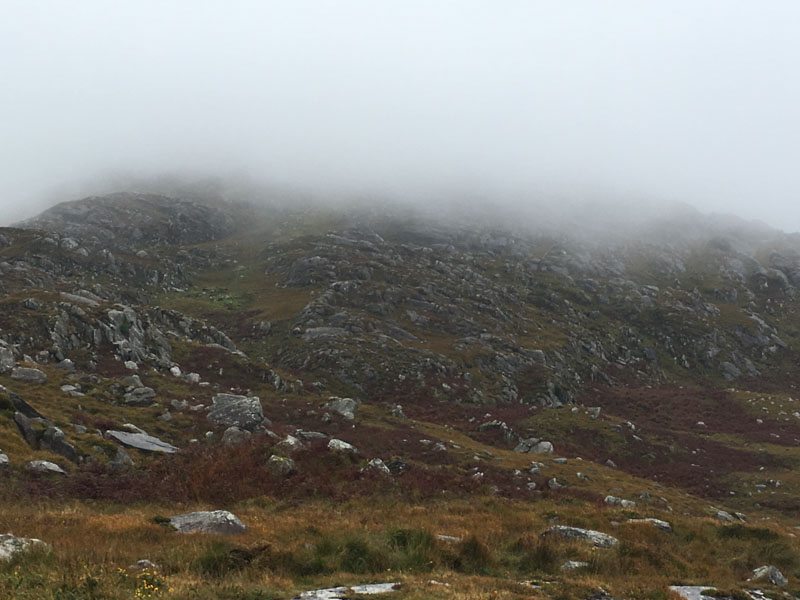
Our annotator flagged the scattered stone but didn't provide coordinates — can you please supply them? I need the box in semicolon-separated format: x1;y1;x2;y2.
294;583;401;599
323;397;360;420
328;438;357;454
561;560;590;571
122;387;156;406
267;455;296;477
626;518;672;532
669;586;718;600
750;565;788;586
542;525;618;548
222;426;252;446
547;477;565;490
128;559;159;571
714;509;736;522
110;446;135;468
25;460;66;475
587;406;601;419
168;510;246;535
124;361;138;370
0;533;50;561
0;452;8;467
605;459;617;468
106;430;178;453
275;434;304;453
169;366;181;377
0;347;15;373
10;367;47;384
208;393;265;430
391;404;406;419
515;438;554;454
363;458;391;475
435;535;462;544
605;495;636;509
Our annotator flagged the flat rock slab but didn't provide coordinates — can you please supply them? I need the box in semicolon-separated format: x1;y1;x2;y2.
25;460;66;475
669;587;719;600
10;367;47;384
169;510;246;535
208;393;264;430
295;582;401;599
106;430;178;453
542;525;618;548
0;533;50;561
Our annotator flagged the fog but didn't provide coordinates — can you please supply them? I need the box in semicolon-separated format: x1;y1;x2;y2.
2;1;800;231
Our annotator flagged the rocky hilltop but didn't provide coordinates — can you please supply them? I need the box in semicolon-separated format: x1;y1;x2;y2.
2;192;800;600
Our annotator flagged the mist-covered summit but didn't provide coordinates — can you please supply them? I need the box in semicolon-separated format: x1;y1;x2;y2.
5;190;800;403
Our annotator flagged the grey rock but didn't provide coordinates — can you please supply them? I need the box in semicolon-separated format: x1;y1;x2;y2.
169;510;246;535
10;367;47;384
561;560;590;571
626;518;672;532
41;426;79;463
328;438;357;454
323;396;360;420
222;426;252;446
123;387;156;406
208;393;265;430
542;525;618;548
275;435;304;453
363;458;391;475
751;565;788;586
25;460;66;475
0;533;50;561
515;438;554;454
267;455;296;477
106;430;178;453
0;347;15;373
0;452;8;467
110;446;135;468
668;586;717;600
294;583;401;599
604;495;636;509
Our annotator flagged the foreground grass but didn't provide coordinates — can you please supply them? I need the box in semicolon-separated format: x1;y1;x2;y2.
2;495;799;599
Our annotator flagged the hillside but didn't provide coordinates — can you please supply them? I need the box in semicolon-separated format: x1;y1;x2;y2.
2;193;800;600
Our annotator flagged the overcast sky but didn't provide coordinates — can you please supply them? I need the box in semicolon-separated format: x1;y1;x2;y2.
2;1;800;230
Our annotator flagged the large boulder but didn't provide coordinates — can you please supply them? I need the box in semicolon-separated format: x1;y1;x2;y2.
10;367;47;384
0;533;50;561
542;526;618;548
106;430;178;453
168;510;246;535
208;394;265;430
